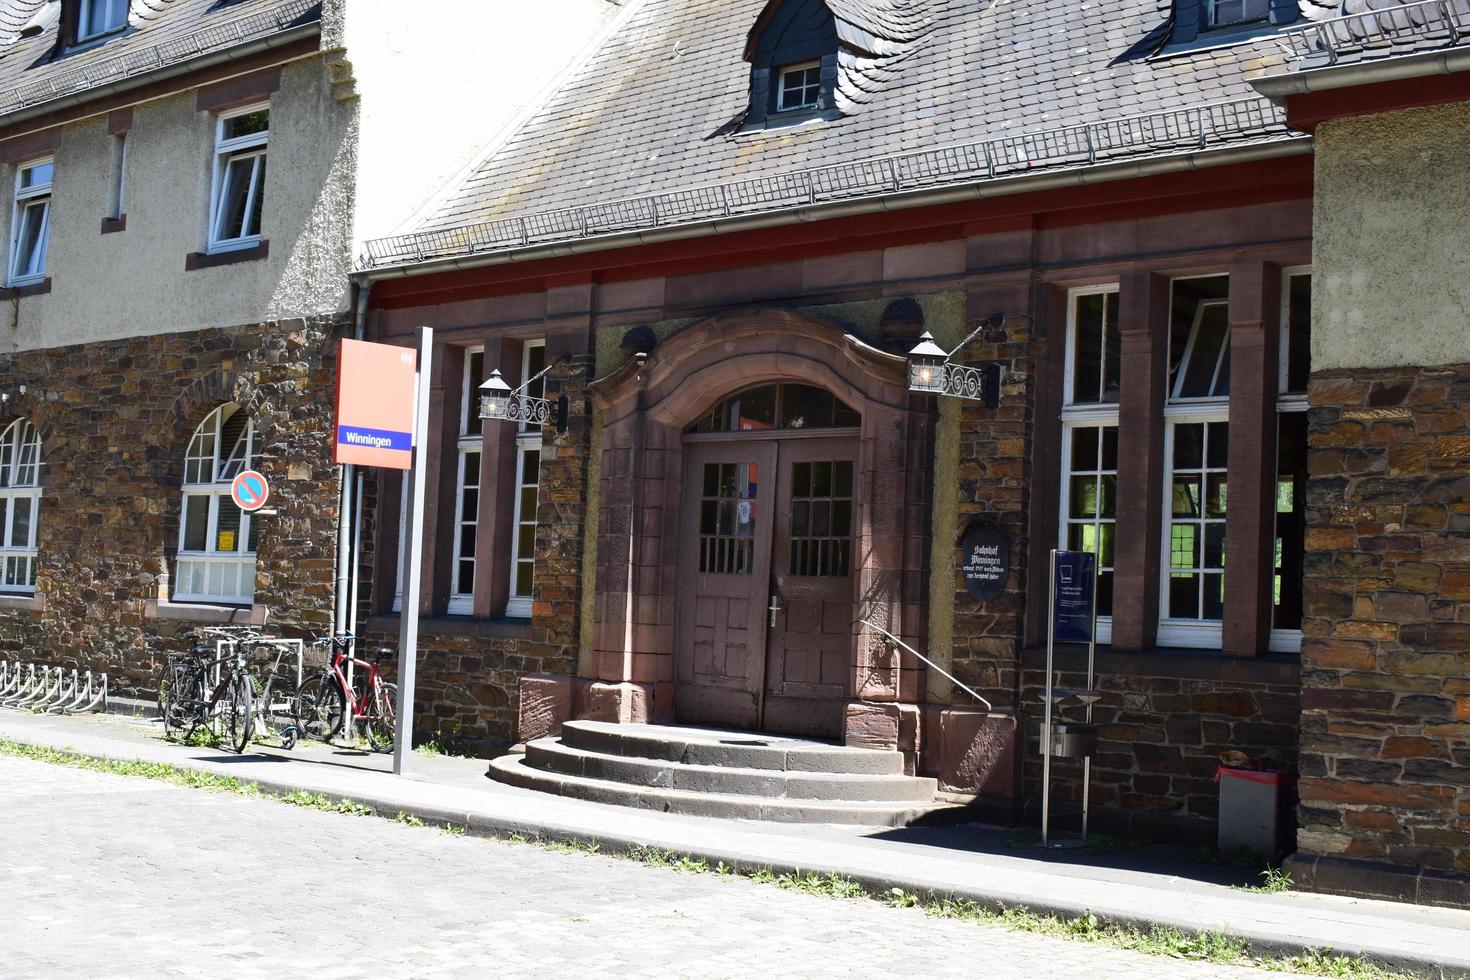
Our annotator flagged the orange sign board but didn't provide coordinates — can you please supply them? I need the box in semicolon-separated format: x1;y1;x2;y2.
334;339;417;469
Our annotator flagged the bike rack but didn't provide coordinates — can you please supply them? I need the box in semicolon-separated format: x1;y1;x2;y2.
0;661;108;714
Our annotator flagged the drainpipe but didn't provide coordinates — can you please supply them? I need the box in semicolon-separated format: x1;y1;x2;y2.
332;279;371;636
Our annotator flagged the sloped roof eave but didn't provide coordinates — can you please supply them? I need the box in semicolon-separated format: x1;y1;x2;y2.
357;134;1312;283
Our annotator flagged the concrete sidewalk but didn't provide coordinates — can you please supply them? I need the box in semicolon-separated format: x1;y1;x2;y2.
3;710;1467;978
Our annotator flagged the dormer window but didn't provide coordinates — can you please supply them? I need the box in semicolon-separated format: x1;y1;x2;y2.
776;61;821;113
741;0;931;129
1206;0;1269;28
75;0;128;43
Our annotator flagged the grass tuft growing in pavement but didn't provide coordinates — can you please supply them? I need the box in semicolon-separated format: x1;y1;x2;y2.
1235;867;1295;895
279;790;374;816
0;738;1429;980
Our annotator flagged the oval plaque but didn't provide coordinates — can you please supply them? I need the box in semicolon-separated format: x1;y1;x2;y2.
959;519;1010;601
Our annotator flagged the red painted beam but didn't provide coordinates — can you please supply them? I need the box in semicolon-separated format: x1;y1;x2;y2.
370;156;1313;310
1286;71;1470;133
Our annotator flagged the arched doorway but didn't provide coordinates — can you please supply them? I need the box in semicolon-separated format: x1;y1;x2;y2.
676;383;861;737
586;309;932;744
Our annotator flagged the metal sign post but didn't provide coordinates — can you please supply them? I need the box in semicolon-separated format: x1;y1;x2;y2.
1041;549;1100;848
392;326;433;776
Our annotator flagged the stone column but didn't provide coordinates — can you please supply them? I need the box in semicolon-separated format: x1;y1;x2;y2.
1223;261;1279;656
1111;270;1169;650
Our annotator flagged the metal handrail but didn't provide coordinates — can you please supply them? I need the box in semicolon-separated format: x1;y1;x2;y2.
858;619;992;712
0;0;320;117
360;95;1296;271
1279;0;1470;64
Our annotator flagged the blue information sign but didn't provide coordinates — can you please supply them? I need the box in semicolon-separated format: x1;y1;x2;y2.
1053;550;1097;644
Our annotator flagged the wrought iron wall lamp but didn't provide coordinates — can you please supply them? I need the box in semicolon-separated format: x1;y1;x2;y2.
479;359;570;434
906;311;1018;408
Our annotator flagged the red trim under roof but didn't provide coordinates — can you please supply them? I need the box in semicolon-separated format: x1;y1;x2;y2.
1286;71;1470;133
370;156;1313;310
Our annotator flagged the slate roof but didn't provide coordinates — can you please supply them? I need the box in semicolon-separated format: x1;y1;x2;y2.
0;0;319;119
1275;0;1470;69
363;0;1328;270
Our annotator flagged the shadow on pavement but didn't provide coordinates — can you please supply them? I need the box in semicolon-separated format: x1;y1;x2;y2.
862;820;1259;888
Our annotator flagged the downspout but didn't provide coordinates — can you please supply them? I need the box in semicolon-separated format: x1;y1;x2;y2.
332;278;371;636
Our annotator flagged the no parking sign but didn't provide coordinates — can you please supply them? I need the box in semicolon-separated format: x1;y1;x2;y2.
230;470;270;513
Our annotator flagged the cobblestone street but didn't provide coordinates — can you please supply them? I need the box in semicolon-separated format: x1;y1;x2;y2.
0;756;1296;979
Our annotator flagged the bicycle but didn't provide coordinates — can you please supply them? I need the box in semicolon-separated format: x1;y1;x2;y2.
158;626;260;754
295;633;397;753
247;636;302;751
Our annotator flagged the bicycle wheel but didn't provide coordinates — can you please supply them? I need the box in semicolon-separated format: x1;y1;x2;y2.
295;673;344;742
156;665;179;738
224;674;253;754
365;681;397;754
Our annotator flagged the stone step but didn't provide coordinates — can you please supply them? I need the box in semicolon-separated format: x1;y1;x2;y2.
526;739;937;802
559;720;905;775
487;754;958;826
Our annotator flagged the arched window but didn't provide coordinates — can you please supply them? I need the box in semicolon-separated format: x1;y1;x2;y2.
0;418;41;592
176;403;259;605
685;383;859;434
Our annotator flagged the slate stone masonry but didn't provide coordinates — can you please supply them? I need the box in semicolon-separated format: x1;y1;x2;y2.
0;317;345;696
1293;364;1470;890
1019;656;1301;838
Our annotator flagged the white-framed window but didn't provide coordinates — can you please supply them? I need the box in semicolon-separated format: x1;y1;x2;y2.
0;418;41;593
1060;285;1121;643
1208;0;1269;26
447;347;485;615
208;104;268;252
1272;266;1312;654
76;0;128;42
176;404;259;605
506;341;545;619
776;61;821;112
8;159;52;286
1159;275;1230;648
1064;285;1122;406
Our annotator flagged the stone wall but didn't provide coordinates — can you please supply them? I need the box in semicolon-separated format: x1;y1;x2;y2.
1020;656;1300;838
949;300;1035;708
0;317;344;695
1294;365;1470;887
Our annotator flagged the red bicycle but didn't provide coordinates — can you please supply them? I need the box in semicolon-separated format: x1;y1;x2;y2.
294;634;397;752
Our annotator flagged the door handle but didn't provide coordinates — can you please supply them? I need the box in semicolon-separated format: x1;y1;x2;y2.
768;594;782;629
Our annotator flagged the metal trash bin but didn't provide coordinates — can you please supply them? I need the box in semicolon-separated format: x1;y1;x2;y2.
1048;721;1097;759
1217;767;1295;863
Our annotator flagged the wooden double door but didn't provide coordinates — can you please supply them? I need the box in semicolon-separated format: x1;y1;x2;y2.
675;434;858;738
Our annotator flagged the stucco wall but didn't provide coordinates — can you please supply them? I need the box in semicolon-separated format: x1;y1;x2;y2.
0;55;354;353
1313;101;1470;371
341;0;624;245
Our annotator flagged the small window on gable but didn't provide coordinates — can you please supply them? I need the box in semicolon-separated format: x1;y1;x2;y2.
776;61;821;113
209;104;269;252
75;0;128;43
1207;0;1269;27
9;159;52;286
